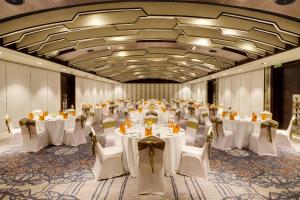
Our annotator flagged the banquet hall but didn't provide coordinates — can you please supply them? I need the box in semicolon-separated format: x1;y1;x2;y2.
0;0;300;199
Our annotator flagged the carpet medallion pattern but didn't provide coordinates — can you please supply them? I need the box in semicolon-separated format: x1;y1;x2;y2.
0;139;299;200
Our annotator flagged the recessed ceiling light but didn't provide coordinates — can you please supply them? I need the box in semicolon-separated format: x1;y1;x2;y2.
61;68;66;71
194;38;212;47
107;46;112;50
192;46;196;51
262;62;267;65
0;52;2;55
274;0;295;5
37;62;42;65
223;72;227;76
5;0;24;5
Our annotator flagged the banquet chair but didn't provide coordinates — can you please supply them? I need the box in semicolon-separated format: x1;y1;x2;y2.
202;112;212;127
4;114;22;145
211;117;234;150
102;118;117;147
179;127;212;179
84;111;95;135
137;136;165;194
90;127;123;180
275;115;295;149
32;110;43;119
64;116;87;146
160;110;169;125
144;115;159;124
249;120;279;156
19;118;49;152
185;118;199;146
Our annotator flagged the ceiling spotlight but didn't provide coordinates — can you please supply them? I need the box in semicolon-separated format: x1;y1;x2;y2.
5;0;24;5
192;46;196;51
107;46;112;50
274;0;295;5
262;62;267;65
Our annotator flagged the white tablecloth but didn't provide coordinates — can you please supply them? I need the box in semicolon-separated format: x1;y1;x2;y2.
114;126;185;177
223;119;261;149
37;117;75;145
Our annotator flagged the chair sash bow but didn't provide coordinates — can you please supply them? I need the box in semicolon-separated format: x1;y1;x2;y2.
187;121;198;129
19;118;36;139
5;118;11;134
260;120;279;143
206;134;213;159
138;136;165;173
102;121;116;129
211;116;222;138
89;132;98;155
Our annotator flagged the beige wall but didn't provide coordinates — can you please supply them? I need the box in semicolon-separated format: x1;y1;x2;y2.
0;60;60;130
218;69;264;115
114;83;192;100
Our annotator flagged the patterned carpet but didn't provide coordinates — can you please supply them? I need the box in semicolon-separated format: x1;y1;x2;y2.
0;121;300;199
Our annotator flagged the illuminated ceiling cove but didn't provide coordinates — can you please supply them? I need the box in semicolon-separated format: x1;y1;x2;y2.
0;2;299;82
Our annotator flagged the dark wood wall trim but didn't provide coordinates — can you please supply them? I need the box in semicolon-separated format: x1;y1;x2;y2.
271;60;300;129
60;73;75;111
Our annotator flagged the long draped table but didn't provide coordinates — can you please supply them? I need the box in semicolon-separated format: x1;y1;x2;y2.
114;126;185;177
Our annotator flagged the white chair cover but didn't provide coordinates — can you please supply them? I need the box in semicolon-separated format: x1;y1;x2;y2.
5;114;22;145
90;128;124;180
249;122;278;156
276;115;294;149
32;110;43;119
63;116;87;146
137;136;165;194
20;119;49;152
211;117;234;150
102;118;116;147
180;127;212;179
185;118;198;146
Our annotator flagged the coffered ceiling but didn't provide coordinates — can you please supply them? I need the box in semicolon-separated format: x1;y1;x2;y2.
0;1;299;82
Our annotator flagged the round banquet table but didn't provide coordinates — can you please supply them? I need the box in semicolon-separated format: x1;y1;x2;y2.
36;117;75;146
223;118;261;149
114;125;185;177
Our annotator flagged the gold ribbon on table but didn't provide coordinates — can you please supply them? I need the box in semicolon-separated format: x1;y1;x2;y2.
138;136;165;173
206;133;213;159
187;121;198;129
102;120;117;129
260;120;279;143
89;132;98;155
5;117;11;134
211;116;222;138
19;118;36;139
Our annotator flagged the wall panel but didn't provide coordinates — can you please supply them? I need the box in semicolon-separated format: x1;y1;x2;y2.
47;71;60;112
30;68;47;111
6;63;31;126
0;61;6;130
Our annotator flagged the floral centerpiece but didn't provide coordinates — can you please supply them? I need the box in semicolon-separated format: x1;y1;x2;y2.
145;119;153;136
